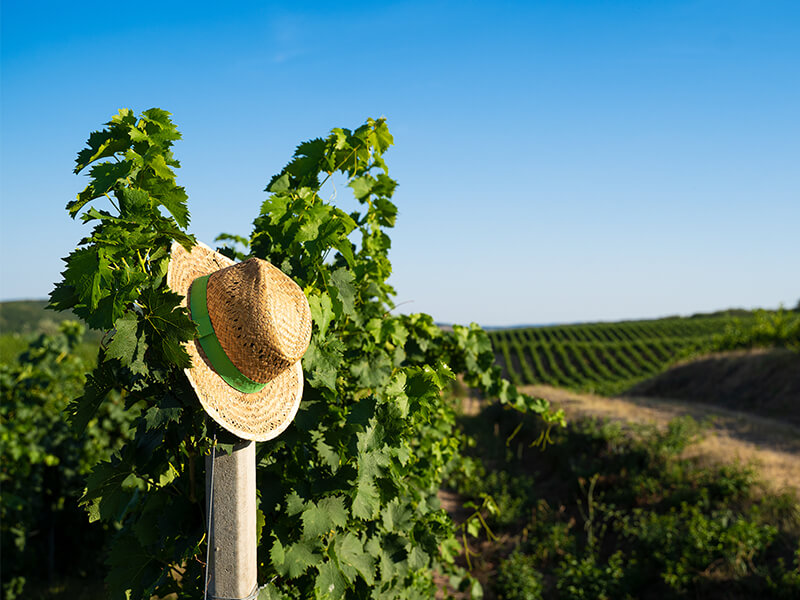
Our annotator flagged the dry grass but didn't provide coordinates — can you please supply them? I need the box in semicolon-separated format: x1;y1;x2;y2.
521;384;800;498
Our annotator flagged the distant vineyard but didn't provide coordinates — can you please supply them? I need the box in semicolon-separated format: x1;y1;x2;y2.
488;316;743;394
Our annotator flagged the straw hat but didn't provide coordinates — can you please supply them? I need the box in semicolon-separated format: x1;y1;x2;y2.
166;241;312;441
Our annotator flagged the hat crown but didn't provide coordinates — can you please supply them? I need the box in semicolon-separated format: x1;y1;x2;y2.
205;258;311;383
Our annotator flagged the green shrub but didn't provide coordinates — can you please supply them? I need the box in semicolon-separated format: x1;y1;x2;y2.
712;309;800;352
697;462;755;503
652;416;703;456
450;466;535;528
555;550;625;600
495;552;543;600
620;504;777;592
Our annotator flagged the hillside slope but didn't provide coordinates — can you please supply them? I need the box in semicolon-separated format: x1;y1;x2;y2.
625;348;800;426
0;299;102;341
0;300;64;335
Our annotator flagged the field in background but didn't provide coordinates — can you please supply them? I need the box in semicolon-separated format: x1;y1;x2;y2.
0;300;101;363
488;314;751;394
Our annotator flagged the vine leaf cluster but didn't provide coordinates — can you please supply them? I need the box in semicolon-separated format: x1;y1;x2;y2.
51;108;564;599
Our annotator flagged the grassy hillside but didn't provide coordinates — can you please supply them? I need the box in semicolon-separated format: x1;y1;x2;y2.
627;348;800;425
0;300;71;335
0;300;101;363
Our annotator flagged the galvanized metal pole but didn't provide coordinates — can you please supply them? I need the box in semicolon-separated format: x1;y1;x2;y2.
205;440;257;599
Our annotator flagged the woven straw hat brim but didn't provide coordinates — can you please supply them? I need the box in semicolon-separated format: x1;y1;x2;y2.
167;241;303;442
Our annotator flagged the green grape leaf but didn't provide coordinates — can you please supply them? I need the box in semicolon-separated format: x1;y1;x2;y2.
106;532;159;600
143;397;182;431
328;268;356;318
297;202;329;243
364;536;382;558
308;292;334;338
349;176;374;200
302;496;347;539
256;506;266;546
318;496;348;528
352;480;380;521
105;312;140;366
312;430;340;473
258;583;289;600
139;288;194;368
59;247;101;308
285;490;306;516
287;138;326;187
157;185;191;229
281;540;321;578
68;364;115;434
331;237;356;268
350;352;392;389
336;533;375;585
267;172;290;193
407;546;429;570
372;173;397;198
381;498;412;533
75;161;135;211
372;197;397;227
302;337;344;391
147;153;174;180
91;159;135;190
270;536;285;572
369;119;393;153
315;561;347;600
301;503;331;539
82;462;137;523
48;281;78;312
75;124;131;172
356;419;384;454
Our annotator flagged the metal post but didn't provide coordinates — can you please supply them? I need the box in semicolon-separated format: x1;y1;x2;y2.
205;440;257;599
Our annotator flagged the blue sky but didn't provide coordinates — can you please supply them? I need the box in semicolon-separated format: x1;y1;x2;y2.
2;0;798;326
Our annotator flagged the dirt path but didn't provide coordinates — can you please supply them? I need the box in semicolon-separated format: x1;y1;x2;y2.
520;384;800;497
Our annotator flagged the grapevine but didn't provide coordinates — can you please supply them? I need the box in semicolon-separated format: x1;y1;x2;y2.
51;109;563;599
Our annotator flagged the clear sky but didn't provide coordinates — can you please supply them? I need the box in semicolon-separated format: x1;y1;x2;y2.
1;0;798;326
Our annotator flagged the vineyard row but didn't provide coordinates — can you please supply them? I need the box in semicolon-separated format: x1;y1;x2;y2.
487;317;741;393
